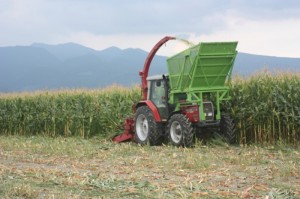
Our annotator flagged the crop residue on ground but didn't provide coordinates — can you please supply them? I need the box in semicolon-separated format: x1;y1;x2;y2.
0;136;299;198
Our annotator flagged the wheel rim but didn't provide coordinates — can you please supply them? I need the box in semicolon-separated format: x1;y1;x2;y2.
170;121;182;143
136;114;149;141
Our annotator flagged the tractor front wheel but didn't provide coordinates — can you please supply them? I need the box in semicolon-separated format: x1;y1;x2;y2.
167;114;194;147
134;106;163;146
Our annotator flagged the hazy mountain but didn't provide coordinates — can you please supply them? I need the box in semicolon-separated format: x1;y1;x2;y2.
31;42;98;61
234;53;300;75
0;43;299;92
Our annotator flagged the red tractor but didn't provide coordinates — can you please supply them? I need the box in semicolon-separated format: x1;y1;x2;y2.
113;36;238;147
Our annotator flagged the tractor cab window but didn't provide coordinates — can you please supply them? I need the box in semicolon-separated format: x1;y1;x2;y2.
148;79;168;121
149;79;168;120
149;79;166;108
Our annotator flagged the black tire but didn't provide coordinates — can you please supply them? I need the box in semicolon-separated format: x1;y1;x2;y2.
167;114;194;147
134;106;163;146
220;113;236;144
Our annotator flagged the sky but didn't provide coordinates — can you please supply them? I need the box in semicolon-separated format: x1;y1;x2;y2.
1;0;300;57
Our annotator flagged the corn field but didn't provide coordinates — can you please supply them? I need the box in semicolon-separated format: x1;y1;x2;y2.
0;73;299;145
228;72;300;145
0;86;139;138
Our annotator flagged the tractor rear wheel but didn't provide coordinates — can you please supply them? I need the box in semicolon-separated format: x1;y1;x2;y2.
220;113;236;144
167;114;194;147
134;106;163;146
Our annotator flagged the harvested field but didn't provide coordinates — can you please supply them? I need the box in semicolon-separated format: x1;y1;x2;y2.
0;136;299;198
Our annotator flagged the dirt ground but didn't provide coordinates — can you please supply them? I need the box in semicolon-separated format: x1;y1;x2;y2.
0;136;299;198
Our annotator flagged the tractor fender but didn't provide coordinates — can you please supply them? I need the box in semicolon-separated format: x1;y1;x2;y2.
135;100;161;122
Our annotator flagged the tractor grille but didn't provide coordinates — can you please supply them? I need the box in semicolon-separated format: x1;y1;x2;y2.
203;102;214;121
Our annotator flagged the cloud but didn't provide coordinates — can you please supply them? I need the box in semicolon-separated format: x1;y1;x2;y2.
0;0;300;57
188;15;300;58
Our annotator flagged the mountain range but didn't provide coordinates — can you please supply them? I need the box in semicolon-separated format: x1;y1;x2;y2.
0;42;299;92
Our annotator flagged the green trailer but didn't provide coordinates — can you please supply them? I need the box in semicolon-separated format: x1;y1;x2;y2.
167;42;238;122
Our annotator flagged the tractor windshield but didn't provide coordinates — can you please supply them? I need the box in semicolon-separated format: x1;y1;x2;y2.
149;79;168;120
149;80;165;107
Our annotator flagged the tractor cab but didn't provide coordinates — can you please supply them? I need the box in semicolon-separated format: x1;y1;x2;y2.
147;75;169;121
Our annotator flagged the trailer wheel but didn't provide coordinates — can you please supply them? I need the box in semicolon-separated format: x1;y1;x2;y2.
220;113;236;144
167;114;194;147
134;106;163;146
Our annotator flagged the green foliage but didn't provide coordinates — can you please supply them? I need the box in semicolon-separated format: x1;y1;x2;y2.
227;72;300;145
0;72;300;145
0;86;140;138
